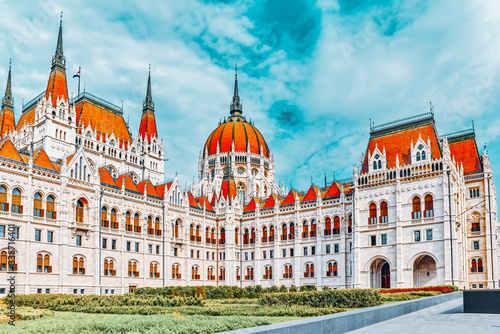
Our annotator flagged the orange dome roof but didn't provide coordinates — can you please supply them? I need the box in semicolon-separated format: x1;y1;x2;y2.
204;115;270;158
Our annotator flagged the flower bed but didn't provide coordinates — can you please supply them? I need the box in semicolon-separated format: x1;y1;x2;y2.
379;286;455;294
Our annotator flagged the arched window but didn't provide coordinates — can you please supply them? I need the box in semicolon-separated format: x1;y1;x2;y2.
305;263;315;278
109;260;115;276
369;203;377;224
235;228;239;245
104;259;108;275
73;256;85;275
206;227;210;244
289;223;295;240
237;183;245;204
348;214;352;233
262;226;268;243
380;201;388;223
378;160;382;169
244;229;249;244
324;218;331;236
46;195;56;219
310;220;317;237
151;217;159;236
236;267;240;280
174;221;180;239
12;188;22;214
219;267;226;280
128;260;138;277
43;254;51;273
472;219;480;232
207;267;215;280
269;225;275;242
250;228;256;244
424;195;434;218
111;209;118;229
416;151;421;161
327;261;338;277
37;254;43;272
195;225;200;242
150;262;159;278
211;228;215;244
478;259;483;273
471;259;477;273
302;221;309;238
333;217;340;235
263;265;273;279
412;197;421;219
0;251;7;271
133;213;141;233
33;192;43;217
126;212;132;231
0;186;7;212
101;207;109;228
373;161;377;170
421;151;426;160
148;216;154;235
190;224;195;241
220;228;226;245
245;267;254;280
282;224;288;240
76;200;84;223
283;264;293;279
192;266;199;280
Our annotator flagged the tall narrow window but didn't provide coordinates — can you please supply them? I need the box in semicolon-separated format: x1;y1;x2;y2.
369;203;377;224
33;193;43;217
310;220;317;237
471;259;477;273
282;224;287;240
289;223;295;240
44;254;51;273
46;195;55;219
302;221;309;238
12;188;22;214
155;218;161;236
0;251;7;271
269;225;275;242
235;228;239;245
101;207;108;227
477;259;483;273
0;186;7;212
348;214;352;233
76;200;84;223
126;212;132;231
412;197;421;219
424;195;434;218
251;228;256;244
333;217;340;235
37;254;43;272
220;228;225;245
262;227;268;243
324;218;331;236
111;209;118;229
380;201;388;223
133;213;141;233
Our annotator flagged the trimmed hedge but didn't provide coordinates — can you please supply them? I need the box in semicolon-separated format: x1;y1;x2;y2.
135;285;281;299
3;294;203;315
259;289;382;308
379;286;456;294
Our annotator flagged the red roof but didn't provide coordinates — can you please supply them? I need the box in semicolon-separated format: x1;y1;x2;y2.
261;194;276;209
220;179;237;201
244;198;257;212
323;182;341;199
0;138;22;162
449;138;482;174
155;182;172;199
138;180;160;198
45;67;68;106
204;116;270;158
362;123;441;173
196;196;214;211
16;107;36;131
186;192;199;208
115;174;140;193
301;186;318;202
33;149;57;171
138;112;158;142
0;109;15;138
76;101;131;144
99;168;118;188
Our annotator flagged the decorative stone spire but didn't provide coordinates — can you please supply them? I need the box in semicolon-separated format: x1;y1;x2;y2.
143;65;154;114
52;13;66;71
2;60;13;111
230;63;242;116
223;150;234;181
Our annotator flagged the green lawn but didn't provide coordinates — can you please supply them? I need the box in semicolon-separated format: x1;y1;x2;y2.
0;311;301;334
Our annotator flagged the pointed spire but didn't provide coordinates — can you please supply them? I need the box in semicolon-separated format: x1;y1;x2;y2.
230;63;242;116
52;13;66;71
143;64;154;114
2;60;13;111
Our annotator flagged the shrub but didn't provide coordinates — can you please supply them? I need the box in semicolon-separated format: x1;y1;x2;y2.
196;286;206;299
289;285;298;292
379;286;454;294
259;289;382;309
279;285;288;293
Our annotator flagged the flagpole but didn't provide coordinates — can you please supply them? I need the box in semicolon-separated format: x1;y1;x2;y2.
78;66;81;97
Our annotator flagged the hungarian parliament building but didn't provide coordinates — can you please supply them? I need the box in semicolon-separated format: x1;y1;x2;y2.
0;21;498;295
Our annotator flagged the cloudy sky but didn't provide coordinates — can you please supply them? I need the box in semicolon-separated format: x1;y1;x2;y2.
1;0;500;192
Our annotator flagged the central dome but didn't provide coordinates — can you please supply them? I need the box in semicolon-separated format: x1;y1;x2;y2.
203;115;270;158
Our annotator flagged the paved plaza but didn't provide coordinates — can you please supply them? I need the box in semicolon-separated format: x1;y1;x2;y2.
352;298;500;334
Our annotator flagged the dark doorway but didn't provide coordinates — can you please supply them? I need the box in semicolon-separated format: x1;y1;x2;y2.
381;262;390;288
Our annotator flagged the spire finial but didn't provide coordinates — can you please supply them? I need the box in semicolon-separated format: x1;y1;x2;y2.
2;59;14;111
230;63;242;116
52;15;66;70
143;65;154;114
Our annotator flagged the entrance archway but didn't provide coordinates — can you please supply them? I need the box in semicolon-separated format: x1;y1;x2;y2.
413;255;437;287
370;258;390;288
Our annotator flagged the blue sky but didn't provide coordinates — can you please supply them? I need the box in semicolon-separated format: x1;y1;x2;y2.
1;0;500;193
